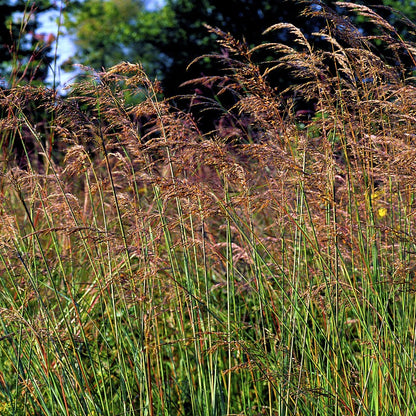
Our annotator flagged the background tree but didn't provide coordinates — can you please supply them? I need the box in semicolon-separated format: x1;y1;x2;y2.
63;0;416;97
63;0;173;77
64;0;318;96
147;0;320;97
0;1;59;168
0;0;56;86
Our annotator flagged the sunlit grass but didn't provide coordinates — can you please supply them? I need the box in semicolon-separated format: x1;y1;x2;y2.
1;2;416;415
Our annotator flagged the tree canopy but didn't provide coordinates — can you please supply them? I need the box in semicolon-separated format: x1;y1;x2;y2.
0;0;55;86
63;0;147;70
64;0;318;96
63;0;416;97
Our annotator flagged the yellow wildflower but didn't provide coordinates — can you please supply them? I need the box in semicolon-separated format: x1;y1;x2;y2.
378;207;387;218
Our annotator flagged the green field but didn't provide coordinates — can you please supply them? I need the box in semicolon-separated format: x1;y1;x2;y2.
1;4;416;415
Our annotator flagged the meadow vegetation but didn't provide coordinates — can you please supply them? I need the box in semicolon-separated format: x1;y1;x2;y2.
1;2;416;415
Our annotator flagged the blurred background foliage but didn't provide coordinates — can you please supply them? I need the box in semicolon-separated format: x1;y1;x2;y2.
2;0;416;94
61;0;416;97
0;0;55;85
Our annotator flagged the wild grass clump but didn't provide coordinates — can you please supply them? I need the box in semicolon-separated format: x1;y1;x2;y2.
1;2;416;415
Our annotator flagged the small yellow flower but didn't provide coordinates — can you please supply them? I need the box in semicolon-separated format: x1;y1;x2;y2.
378;207;387;218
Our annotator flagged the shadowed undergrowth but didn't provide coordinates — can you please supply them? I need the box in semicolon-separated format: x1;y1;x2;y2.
1;2;416;415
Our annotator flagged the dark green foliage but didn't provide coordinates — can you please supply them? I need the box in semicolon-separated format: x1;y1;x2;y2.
63;0;416;99
0;0;56;86
63;0;147;70
152;0;310;96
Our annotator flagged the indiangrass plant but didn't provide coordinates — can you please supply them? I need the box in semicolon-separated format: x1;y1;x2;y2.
1;2;416;415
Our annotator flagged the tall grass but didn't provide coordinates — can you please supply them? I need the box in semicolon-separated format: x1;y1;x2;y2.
1;2;416;415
